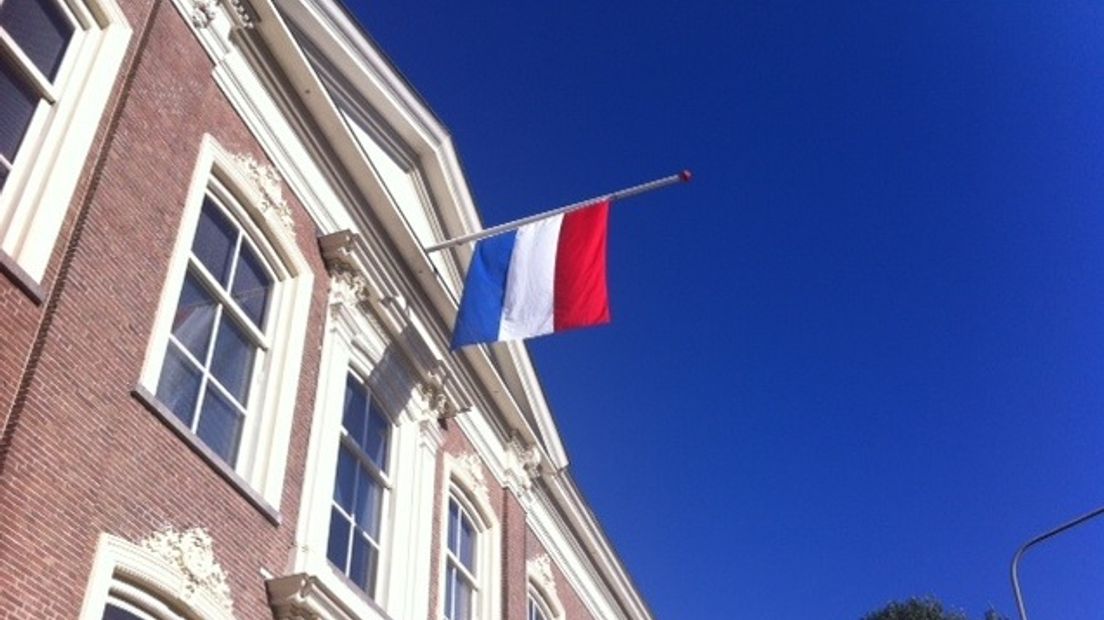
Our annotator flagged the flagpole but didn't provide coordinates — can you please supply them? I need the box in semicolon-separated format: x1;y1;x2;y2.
423;170;692;253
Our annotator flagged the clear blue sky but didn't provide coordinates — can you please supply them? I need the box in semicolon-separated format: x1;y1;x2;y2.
350;2;1104;618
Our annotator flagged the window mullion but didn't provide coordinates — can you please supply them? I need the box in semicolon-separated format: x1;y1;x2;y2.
0;32;60;102
188;255;270;349
339;434;391;489
447;552;478;586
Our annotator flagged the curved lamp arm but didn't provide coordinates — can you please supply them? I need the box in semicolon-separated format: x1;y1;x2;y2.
1011;504;1104;620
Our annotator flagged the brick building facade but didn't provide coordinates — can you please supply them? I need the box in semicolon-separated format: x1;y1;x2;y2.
0;0;653;617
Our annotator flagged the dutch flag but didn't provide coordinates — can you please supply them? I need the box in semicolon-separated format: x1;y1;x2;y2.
451;201;611;349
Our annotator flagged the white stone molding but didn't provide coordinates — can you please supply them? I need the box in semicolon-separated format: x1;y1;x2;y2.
138;527;233;615
233;153;293;232
445;451;491;511
267;573;364;620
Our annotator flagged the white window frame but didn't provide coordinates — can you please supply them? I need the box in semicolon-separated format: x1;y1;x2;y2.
77;533;232;620
292;285;443;620
137;134;313;510
437;454;501;620
326;366;394;597
0;0;130;283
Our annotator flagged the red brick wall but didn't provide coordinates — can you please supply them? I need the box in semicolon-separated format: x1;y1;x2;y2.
0;2;330;617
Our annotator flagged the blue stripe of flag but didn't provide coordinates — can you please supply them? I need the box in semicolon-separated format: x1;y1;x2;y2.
451;231;517;349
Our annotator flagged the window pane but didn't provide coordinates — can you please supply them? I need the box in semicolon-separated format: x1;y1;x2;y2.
101;604;144;620
458;511;476;572
448;499;459;552
445;566;457;620
0;0;74;80
210;316;255;404
156;344;202;428
333;444;356;512
454;575;473;620
326;506;351;570
349;533;378;593
342;375;367;443
0;60;38;162
353;468;382;538
192;201;237;286
231;242;271;328
0;165;8;190
364;401;390;471
196;387;243;464
171;272;217;359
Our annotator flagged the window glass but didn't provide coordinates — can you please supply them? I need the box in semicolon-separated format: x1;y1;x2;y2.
101;604;145;620
192;201;237;285
170;273;217;359
231;243;271;327
155;346;202;427
196;387;243;463
0;0;75;79
210;317;255;403
0;60;38;161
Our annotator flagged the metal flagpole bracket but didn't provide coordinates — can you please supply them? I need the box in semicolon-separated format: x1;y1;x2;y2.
423;169;692;253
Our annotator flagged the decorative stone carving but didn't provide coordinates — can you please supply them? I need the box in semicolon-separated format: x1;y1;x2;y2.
329;267;371;309
504;435;542;496
190;0;218;28
233;153;293;232
447;452;491;509
417;363;457;419
527;554;559;605
140;527;233;615
223;0;256;29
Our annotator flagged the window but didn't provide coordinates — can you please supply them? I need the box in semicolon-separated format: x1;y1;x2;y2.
137;136;313;511
0;0;77;189
155;193;274;464
0;0;128;282
326;373;392;597
444;496;479;620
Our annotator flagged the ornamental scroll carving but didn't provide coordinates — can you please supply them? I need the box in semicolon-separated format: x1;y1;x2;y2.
527;554;560;607
190;0;255;29
139;527;233;615
447;452;491;509
233;153;293;232
505;435;542;496
417;363;458;420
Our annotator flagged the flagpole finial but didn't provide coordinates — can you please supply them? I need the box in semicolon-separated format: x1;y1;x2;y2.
679;169;693;182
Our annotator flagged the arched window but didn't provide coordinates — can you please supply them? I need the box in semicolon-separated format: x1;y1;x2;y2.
439;453;502;620
136;135;313;511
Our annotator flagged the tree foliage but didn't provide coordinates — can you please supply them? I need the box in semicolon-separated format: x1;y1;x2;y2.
861;597;1008;620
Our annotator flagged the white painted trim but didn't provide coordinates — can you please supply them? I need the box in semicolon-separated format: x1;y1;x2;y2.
136;135;312;509
77;532;233;620
0;0;131;281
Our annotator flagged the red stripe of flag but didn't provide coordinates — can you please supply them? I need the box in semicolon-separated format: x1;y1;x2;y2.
553;200;611;331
